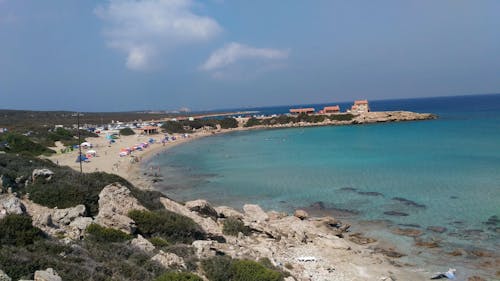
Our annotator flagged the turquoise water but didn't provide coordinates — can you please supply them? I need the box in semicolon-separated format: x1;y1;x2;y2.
147;95;500;276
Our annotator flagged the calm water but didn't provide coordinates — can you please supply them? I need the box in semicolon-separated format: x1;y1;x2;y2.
147;94;500;277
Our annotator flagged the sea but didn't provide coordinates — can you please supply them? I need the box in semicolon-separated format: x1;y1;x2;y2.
145;94;500;279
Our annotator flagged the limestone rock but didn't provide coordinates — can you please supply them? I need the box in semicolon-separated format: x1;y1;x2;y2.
95;183;146;234
0;195;25;219
34;268;61;281
243;204;269;223
160;197;222;235
131;234;155;253
468;276;486;281
69;217;93;231
215;206;243;219
151;250;186;269
192;240;216;259
185;199;218;219
268;211;287;220
53;204;85;225
294;209;309;220
32;169;54;183
0;270;12;281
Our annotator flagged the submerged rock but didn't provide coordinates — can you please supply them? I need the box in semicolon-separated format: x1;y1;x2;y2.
310;201;326;210
414;238;440;248
373;247;405;258
348;232;377;245
339;187;357;192
391;227;423;237
357;191;384;197
427;226;447;233
468;276;486;281
391;197;426;208
384;211;409;217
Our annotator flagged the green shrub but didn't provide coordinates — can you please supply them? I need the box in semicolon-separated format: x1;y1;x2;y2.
244;118;261;127
0;214;44;246
231;260;284;281
154;272;203;281
128;210;206;243
218;118;238;129
201;256;233;281
161;121;186;134
222;217;251;236
85;224;132;243
149;237;170;248
0;133;55;156
120;128;136;136
328;113;354;121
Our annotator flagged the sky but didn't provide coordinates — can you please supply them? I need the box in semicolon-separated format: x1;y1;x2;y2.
0;0;499;112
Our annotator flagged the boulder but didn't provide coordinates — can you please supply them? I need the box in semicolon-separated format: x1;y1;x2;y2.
95;183;146;234
215;206;243;219
151;250;186;269
192;240;216;259
268;211;287;220
34;268;62;281
0;270;11;281
243;204;269;223
52;204;86;225
131;234;155;253
0;195;25;219
294;209;309;220
32;169;54;183
185;199;218;219
69;217;93;231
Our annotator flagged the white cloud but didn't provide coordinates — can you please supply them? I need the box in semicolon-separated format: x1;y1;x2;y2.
200;42;290;72
95;0;222;71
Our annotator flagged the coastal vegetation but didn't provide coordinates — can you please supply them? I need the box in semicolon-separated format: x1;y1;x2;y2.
154;272;203;281
222;217;251;236
0;214;44;246
244;117;261;127
128;209;206;243
201;256;284;281
120;127;136;136
85;223;133;243
218;117;238;129
0;133;55;156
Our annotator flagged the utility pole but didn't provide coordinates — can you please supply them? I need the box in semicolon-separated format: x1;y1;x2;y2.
77;112;83;176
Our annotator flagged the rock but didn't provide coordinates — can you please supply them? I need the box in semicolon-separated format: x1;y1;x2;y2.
0;270;12;281
192;240;216;259
69;217;93;230
34;268;62;281
151;250;186;269
95;183;146;234
373;247;405;258
427;226;447;233
349;232;377;245
131;234;155;253
414;239;440;248
383;211;409;217
0;195;25;219
468;276;486;281
33;212;53;227
160;197;222;235
391;227;423;237
284;277;295;281
243;204;269;223
52;204;86;225
185;199;218;219
294;209;309;220
447;249;465;256
32;169;54;183
267;211;287;220
215;206;243;219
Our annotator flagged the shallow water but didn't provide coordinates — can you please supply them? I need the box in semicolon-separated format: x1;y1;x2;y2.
146;95;500;278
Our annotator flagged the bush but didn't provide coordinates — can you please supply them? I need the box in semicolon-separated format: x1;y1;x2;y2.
231;260;284;281
154;272;203;281
161;121;186;134
0;133;55;156
202;257;284;281
222;217;251;236
149;237;170;248
0;214;44;246
120;128;136;136
85;224;132;243
244;118;261;127
218;118;238;129
201;256;233;281
328;113;354;121
128;209;206;243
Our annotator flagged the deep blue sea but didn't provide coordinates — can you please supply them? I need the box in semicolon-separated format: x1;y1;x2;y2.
146;94;500;277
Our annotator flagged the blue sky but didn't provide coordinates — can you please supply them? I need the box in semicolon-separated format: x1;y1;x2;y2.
0;0;499;112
